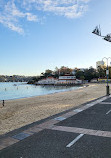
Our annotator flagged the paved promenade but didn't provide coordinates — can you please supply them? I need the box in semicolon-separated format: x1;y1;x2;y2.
0;95;111;158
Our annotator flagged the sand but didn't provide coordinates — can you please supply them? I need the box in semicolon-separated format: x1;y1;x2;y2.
0;83;110;135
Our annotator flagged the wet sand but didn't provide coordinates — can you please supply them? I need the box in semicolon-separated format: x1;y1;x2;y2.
0;83;110;135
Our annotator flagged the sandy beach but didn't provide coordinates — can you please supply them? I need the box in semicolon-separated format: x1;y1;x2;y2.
0;83;110;135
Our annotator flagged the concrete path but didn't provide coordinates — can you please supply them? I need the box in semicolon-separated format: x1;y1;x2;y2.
0;95;111;158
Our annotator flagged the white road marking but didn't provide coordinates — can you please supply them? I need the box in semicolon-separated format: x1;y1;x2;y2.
106;109;111;115
100;102;111;104
54;117;66;121
66;134;84;148
71;96;110;115
73;109;83;113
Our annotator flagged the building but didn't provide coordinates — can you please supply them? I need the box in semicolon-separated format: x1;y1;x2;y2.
58;75;76;84
37;77;58;85
58;75;82;84
96;60;106;69
37;75;82;85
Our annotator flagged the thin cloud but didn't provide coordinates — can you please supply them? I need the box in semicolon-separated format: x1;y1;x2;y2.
0;0;38;34
0;0;90;34
23;0;90;18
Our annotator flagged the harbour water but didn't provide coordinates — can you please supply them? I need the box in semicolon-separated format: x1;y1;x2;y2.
0;82;81;100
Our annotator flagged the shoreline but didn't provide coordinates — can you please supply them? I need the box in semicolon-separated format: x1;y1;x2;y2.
0;84;84;101
0;83;110;135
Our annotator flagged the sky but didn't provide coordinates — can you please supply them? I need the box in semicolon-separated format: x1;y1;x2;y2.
1;0;111;76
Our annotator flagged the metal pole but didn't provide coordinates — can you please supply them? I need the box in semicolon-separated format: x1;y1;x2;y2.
106;58;110;95
2;100;4;107
92;26;111;96
106;64;109;95
102;57;110;96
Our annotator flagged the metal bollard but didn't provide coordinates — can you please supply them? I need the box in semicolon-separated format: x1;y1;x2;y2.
106;86;110;96
3;100;4;106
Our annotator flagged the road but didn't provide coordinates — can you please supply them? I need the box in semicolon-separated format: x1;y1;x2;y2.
0;95;111;158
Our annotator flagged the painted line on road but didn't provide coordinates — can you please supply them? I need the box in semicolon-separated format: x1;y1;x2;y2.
54;117;66;121
66;134;84;148
100;102;111;104
51;125;111;138
73;109;83;113
106;109;111;115
72;96;109;115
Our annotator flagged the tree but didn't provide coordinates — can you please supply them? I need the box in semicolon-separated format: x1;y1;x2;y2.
97;66;106;78
109;66;111;79
80;76;85;80
59;66;72;75
53;67;59;78
43;69;53;78
84;67;98;82
75;70;84;79
45;69;53;74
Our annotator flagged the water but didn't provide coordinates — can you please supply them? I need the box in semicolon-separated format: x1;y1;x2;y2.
0;82;81;100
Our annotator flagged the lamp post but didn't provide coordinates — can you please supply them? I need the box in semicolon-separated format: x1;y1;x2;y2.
102;57;111;95
92;25;111;42
92;25;111;96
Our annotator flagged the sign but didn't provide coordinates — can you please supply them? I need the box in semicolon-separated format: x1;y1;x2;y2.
106;70;109;75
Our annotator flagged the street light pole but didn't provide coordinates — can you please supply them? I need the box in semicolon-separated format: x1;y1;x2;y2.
102;57;111;96
92;25;111;96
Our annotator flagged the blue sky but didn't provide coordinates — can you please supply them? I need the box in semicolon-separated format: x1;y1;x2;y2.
1;0;111;76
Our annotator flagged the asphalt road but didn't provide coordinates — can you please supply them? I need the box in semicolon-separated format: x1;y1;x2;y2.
0;96;111;158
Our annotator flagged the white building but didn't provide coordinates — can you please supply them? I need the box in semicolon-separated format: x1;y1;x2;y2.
58;76;82;84
37;76;82;85
59;76;76;80
96;60;106;69
38;77;58;85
